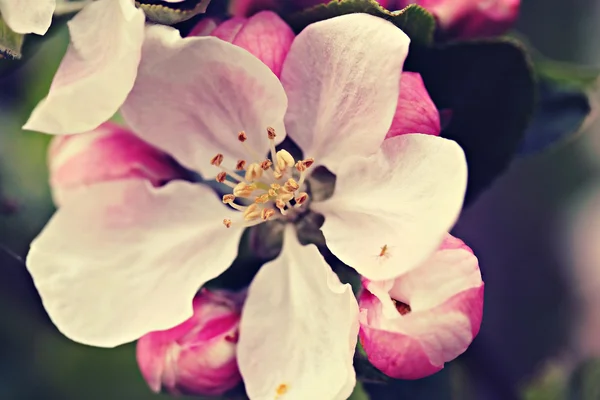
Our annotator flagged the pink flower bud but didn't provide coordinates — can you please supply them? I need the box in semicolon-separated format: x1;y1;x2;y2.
386;72;441;139
397;0;519;39
136;289;244;396
190;12;295;78
358;234;484;379
48;122;183;206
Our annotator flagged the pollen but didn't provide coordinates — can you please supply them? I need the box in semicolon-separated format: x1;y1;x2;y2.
276;383;288;397
214;127;315;228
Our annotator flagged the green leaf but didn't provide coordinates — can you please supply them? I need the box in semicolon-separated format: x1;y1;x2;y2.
349;381;370;400
568;359;600;400
406;38;535;204
355;341;390;384
0;16;24;60
136;0;211;25
286;1;436;46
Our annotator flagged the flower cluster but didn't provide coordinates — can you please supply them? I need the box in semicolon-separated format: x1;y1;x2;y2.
16;0;511;398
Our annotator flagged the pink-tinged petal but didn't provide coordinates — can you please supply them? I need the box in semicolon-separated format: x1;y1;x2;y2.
238;227;359;400
281;13;410;173
213;12;295;78
23;0;144;135
121;25;288;178
386;72;441;138
188;17;220;37
48;122;183;206
312;134;467;280
0;0;55;35
228;0;278;17
137;290;243;396
397;0;519;39
359;234;484;379
26;180;244;347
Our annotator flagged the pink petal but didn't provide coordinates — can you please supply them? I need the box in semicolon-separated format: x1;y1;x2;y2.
188;17;220;37
228;0;279;17
281;13;410;173
23;0;145;134
359;234;484;379
121;25;288;178
238;227;359;400
312;134;467;280
0;0;55;35
212;12;295;78
26;180;244;347
48;122;183;206
386;72;441;138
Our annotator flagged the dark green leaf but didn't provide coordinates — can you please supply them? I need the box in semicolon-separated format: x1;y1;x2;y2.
0;17;24;60
406;38;535;204
568;359;600;400
286;1;436;46
518;78;591;155
136;0;211;25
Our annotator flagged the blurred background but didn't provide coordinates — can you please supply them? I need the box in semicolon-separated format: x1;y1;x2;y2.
2;0;600;399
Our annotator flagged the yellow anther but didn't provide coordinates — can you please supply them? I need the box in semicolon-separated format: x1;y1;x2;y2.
223;219;232;228
260;159;273;170
276;150;295;171
284;178;299;192
233;182;255;197
216;171;227;183
270;183;281;190
245;163;263;182
211;153;224;166
295;192;309;205
243;204;261;220
278;192;294;202
273;169;284;180
268;188;278;197
238;131;248;142
261;208;276;221
295;161;306;172
267;126;277;140
236;160;247;170
275;199;286;212
255;193;270;204
222;194;235;204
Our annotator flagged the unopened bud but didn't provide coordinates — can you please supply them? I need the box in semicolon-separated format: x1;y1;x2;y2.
136;290;244;395
245;163;263;182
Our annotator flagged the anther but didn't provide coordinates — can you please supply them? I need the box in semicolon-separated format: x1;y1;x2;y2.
211;153;224;166
275;199;286;212
273;169;284;180
284;178;300;192
243;204;261;221
233;182;255;197
261;208;276;221
295;192;309;206
277;191;294;202
235;160;247;170
223;219;232;228
268;188;278;197
222;194;235;204
267;126;277;140
245;163;263;182
255;193;270;204
270;183;281;190
216;172;227;183
238;131;247;142
302;158;315;169
295;161;306;172
260;159;273;170
276;150;295;171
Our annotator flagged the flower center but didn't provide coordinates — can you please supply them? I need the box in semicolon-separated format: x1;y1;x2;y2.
212;127;315;229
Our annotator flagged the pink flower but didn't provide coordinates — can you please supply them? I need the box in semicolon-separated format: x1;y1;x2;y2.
0;0;55;35
397;0;520;39
136;289;244;396
359;234;484;379
48;122;183;206
26;12;467;398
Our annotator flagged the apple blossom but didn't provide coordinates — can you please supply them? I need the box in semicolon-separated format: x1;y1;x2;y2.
0;0;55;35
359;234;484;379
137;289;244;396
26;12;469;399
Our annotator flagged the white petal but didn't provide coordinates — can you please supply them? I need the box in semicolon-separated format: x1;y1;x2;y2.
26;180;244;347
121;25;288;178
281;13;409;173
23;0;145;135
0;0;54;35
312;134;467;280
238;227;359;400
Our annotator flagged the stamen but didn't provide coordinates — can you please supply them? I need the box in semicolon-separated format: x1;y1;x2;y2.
223;219;232;228
267;126;277;140
295;192;309;206
261;208;276;221
233;182;256;198
268;188;278;197
211;153;224;166
255;193;270;204
297;158;314;189
236;160;247;170
302;158;315;169
277;191;294;203
245;163;263;182
238;131;248;142
216;172;227;183
243;204;261;221
273;169;284;180
222;194;235;204
260;159;273;170
276;150;295;172
267;127;278;168
284;178;299;192
275;199;287;215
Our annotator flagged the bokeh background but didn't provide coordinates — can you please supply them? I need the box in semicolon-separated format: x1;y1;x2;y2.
2;0;600;399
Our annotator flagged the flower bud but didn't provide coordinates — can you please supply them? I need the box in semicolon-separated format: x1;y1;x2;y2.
358;234;484;379
136;289;244;396
48;122;183;206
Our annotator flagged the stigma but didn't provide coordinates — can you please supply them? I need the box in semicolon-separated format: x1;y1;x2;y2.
213;127;314;228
